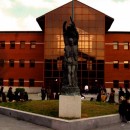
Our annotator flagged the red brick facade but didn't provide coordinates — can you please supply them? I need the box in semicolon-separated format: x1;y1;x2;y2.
0;1;130;93
105;32;130;88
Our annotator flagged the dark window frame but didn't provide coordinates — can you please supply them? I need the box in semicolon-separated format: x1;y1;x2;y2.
9;59;14;67
30;59;35;68
20;41;25;49
113;80;119;88
8;78;14;86
0;59;4;67
29;79;35;86
10;41;15;49
19;59;25;67
19;78;24;86
0;41;5;49
113;61;119;68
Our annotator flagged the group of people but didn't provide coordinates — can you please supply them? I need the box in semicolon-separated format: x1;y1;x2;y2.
0;86;28;102
96;87;115;103
118;87;130;123
96;86;130;123
41;87;59;100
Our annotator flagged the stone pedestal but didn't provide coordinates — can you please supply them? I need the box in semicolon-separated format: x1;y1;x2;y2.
59;95;81;118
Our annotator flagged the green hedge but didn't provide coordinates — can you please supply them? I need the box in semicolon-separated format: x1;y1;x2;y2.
15;88;25;93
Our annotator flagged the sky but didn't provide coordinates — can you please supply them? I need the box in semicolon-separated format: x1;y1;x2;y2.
0;0;130;31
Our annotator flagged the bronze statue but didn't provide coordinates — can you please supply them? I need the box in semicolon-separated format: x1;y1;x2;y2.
61;17;80;95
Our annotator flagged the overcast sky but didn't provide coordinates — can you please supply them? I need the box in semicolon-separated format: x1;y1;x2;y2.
0;0;130;31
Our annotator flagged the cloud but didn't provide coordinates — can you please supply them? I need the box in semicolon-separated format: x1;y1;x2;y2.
0;11;19;31
17;0;55;9
22;15;41;31
112;0;128;2
0;0;13;9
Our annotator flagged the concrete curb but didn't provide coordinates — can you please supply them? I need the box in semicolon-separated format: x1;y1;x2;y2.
0;106;120;130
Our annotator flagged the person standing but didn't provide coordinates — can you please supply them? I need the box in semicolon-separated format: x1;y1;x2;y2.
7;87;14;102
41;87;47;100
118;87;125;103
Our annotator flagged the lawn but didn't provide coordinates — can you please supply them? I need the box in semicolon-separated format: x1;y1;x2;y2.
0;100;119;118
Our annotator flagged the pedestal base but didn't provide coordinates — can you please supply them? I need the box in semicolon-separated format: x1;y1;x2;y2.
59;95;81;118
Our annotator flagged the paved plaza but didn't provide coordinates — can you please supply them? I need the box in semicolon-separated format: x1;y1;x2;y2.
93;122;130;130
0;114;54;130
0;113;130;130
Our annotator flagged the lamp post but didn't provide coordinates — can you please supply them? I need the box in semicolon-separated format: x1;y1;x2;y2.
72;0;74;21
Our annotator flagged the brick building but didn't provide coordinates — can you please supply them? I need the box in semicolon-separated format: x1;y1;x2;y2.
0;0;129;93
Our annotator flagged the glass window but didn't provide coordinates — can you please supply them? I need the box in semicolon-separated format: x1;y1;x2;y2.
9;59;14;67
0;78;3;86
8;78;14;86
124;80;129;88
30;60;35;67
20;41;25;49
113;80;119;88
19;78;24;86
30;41;36;49
113;42;119;50
0;59;4;67
0;41;5;49
113;61;119;68
10;41;15;49
29;79;35;86
124;61;129;68
19;59;25;67
124;42;129;50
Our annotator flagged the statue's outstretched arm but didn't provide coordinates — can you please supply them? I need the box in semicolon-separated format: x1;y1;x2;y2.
70;16;75;27
63;21;67;33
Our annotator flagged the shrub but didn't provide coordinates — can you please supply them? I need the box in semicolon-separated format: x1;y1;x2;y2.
15;88;25;93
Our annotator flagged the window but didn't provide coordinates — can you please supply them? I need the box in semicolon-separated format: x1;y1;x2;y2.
29;79;35;86
20;41;25;49
113;41;119;50
30;41;36;49
0;78;3;86
124;42;129;50
19;78;24;86
30;59;35;67
124;80;129;88
10;41;15;49
113;80;119;88
19;59;25;67
0;41;5;49
0;59;4;67
8;78;14;86
9;59;14;67
124;61;129;68
113;61;119;68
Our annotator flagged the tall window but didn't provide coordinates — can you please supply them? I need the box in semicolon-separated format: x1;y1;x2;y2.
30;41;36;49
9;59;14;67
124;80;129;88
124;42;129;50
30;59;35;67
124;61;129;68
113;80;119;88
19;59;25;67
19;78;24;86
10;41;15;49
0;41;5;49
0;78;3;86
113;41;119;50
0;59;4;67
113;61;119;68
29;79;35;86
8;78;14;86
20;41;25;49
